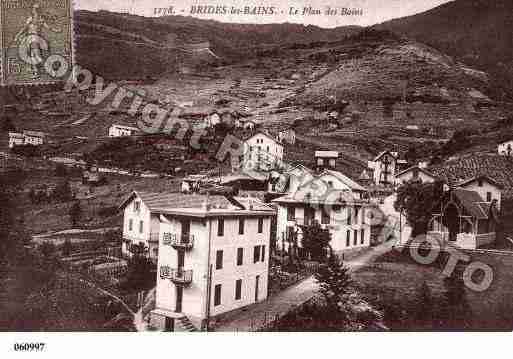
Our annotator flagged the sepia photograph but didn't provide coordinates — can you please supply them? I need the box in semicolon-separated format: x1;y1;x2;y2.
1;0;513;353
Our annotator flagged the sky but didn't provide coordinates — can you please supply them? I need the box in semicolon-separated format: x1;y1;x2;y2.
75;0;453;27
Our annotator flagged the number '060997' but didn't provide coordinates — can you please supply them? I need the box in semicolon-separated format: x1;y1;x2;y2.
13;343;46;352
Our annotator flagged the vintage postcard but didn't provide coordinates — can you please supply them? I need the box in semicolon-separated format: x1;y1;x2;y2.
1;0;513;352
0;0;73;86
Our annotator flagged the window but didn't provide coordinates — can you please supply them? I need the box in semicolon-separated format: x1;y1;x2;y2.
217;219;224;236
134;201;140;212
216;250;223;270
327;181;334;188
346;230;350;247
287;207;296;221
235;280;242;300
254;246;261;263
413;168;419;179
487;192;492;202
129;219;133;231
237;248;244;266
239;218;245;235
354;207;360;224
214;284;222;306
261;245;266;262
139;220;143;234
478;179;483;187
321;208;330;224
258;218;264;233
347;208;352;225
354;230;358;246
361;229;365;245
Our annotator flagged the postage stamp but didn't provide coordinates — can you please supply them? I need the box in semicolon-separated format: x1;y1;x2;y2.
0;0;74;86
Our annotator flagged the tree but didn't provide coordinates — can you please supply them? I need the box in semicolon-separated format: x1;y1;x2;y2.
315;254;352;307
300;220;332;261
394;180;445;237
69;201;82;227
53;179;73;202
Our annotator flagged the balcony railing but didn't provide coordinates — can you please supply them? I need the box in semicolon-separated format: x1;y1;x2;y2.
162;233;194;250
160;266;193;285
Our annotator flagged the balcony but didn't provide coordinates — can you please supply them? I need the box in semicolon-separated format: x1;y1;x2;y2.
162;233;194;250
160;266;193;286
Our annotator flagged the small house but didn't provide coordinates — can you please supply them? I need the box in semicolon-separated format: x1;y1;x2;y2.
315;151;338;171
108;124;140;137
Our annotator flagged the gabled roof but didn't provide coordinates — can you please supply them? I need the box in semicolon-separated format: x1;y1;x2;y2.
118;191;241;212
373;150;397;162
452;189;489;219
395;165;438;179
243;131;283;147
456;175;504;190
320;169;368;192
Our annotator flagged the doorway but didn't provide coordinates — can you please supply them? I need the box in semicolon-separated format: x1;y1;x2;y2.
255;275;260;302
175;286;183;313
164;317;174;331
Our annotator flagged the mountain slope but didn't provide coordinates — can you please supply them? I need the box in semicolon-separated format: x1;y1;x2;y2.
375;0;513;99
75;10;361;79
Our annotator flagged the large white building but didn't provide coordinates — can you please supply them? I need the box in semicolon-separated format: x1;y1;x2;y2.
108;124;140;137
368;151;398;186
142;194;275;331
498;139;513;156
8;130;46;148
242;132;284;172
273;169;372;254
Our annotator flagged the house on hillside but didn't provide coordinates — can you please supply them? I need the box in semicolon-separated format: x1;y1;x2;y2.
23;130;46;146
456;175;503;211
147;194;275;331
8;132;24;148
498;139;513;156
315;151;338;171
273;169;371;254
108;124;140;137
368;151;398;186
395;164;439;186
241;132;284;172
427;188;500;250
204;112;221;128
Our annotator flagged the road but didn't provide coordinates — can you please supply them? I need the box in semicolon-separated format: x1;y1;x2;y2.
213;243;395;332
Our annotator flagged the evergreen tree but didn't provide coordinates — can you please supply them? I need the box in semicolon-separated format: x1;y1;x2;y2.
300;220;332;261
315;254;352;307
53;179;73;202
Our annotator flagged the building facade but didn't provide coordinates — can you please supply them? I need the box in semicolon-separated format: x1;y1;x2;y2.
147;194;275;331
273;170;372;254
242;132;284;172
108;124;140;137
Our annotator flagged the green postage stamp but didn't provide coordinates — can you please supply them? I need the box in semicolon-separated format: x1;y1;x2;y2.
0;0;73;86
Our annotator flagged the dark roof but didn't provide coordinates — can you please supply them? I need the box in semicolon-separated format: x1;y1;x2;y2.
429;154;513;197
118;191;242;212
453;189;488;219
457;175;504;190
